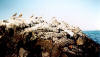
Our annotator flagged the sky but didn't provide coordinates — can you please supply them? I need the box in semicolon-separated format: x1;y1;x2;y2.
0;0;100;30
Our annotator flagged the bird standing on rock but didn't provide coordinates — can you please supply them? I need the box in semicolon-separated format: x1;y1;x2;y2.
11;13;17;20
30;15;34;18
12;13;17;17
30;14;35;18
18;13;23;18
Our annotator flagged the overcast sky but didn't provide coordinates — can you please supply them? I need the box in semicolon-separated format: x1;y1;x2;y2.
0;0;100;30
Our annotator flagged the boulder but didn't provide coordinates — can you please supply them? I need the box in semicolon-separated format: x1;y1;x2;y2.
0;16;100;57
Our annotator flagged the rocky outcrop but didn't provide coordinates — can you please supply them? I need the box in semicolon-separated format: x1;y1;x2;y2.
0;14;100;57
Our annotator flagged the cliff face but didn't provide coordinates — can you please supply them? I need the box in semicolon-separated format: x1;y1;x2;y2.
0;16;100;57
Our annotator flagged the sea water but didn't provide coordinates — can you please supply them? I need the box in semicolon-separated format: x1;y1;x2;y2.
83;31;100;44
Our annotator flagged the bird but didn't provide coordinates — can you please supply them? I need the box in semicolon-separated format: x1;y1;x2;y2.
10;13;17;20
30;15;34;18
12;13;17;17
18;13;23;17
30;14;34;18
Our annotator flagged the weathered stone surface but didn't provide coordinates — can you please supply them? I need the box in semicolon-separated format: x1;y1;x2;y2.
0;16;100;57
76;37;85;45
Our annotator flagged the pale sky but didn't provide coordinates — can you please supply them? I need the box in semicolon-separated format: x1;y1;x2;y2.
0;0;100;30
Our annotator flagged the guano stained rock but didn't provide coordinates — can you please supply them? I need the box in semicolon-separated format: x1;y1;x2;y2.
0;14;100;57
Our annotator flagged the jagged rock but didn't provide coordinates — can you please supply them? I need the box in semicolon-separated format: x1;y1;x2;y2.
19;48;29;57
0;15;100;57
76;37;84;45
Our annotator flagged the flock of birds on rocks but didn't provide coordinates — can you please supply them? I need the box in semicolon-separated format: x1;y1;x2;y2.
0;13;83;37
11;13;82;35
0;13;99;57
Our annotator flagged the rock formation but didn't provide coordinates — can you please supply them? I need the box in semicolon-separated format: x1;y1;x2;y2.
0;15;100;57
